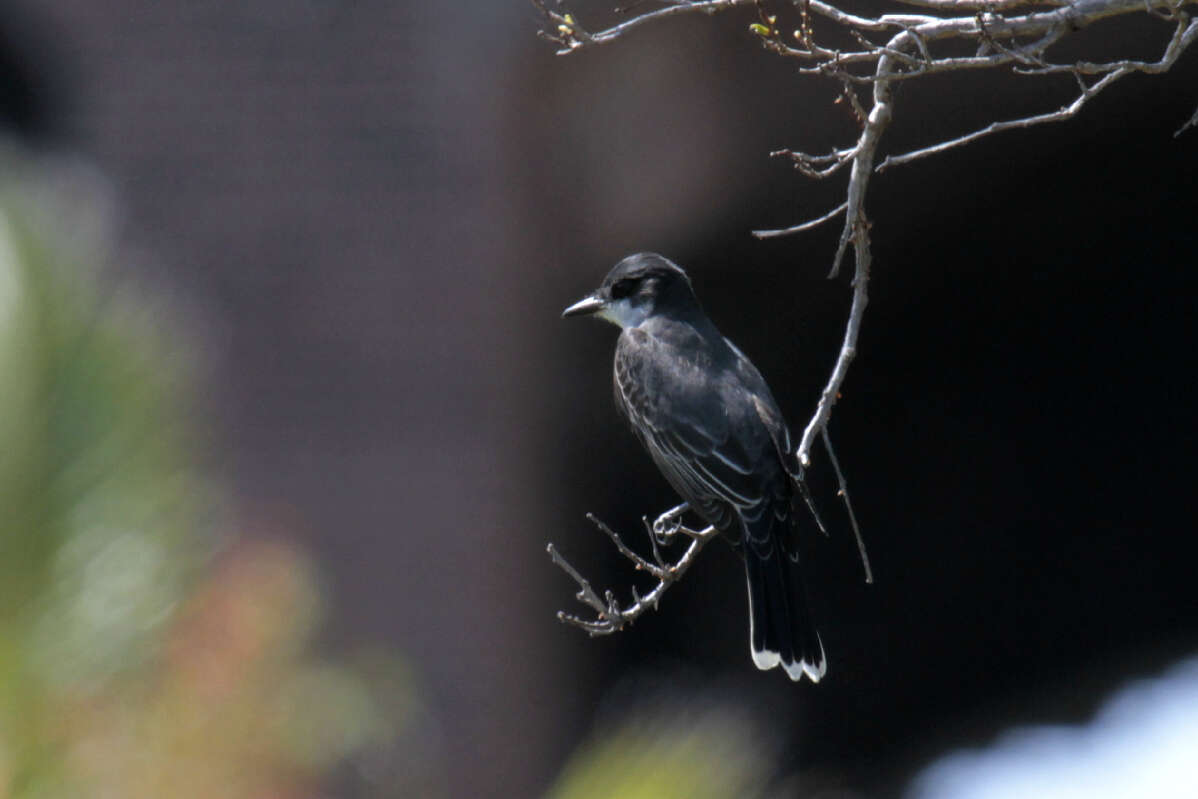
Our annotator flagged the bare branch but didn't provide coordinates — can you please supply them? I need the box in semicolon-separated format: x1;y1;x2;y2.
821;427;872;583
549;506;717;635
1176;103;1198;136
793;3;1193;466
793;472;830;537
1017;15;1198;75
534;0;757;54
877;71;1127;170
798;177;869;462
547;543;609;622
753;201;847;239
805;0;935;30
877;16;1197;171
893;0;1067;9
538;0;1196;641
766;146;859;180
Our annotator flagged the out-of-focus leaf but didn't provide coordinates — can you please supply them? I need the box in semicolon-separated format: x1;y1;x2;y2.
548;702;770;799
0;149;427;798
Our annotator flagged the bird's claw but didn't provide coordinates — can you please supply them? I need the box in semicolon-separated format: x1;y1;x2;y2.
651;503;689;545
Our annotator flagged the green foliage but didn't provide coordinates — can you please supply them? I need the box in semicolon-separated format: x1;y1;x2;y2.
547;702;771;799
0;154;421;797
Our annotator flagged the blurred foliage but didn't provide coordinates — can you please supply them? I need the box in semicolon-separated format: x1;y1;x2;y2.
546;697;772;799
0;150;433;798
0;145;782;799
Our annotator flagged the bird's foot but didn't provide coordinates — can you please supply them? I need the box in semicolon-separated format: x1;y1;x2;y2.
651;503;689;545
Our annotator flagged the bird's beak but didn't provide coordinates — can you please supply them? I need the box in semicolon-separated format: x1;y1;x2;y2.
561;293;606;319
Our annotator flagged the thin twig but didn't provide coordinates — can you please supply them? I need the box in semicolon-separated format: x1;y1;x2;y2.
876;67;1130;171
534;0;758;54
549;507;718;635
753;201;848;238
1017;15;1198;76
806;0;935;30
1175;103;1198;136
893;0;1064;9
821;427;873;583
537;0;1197;635
767;146;858;179
793;471;830;537
795;26;908;464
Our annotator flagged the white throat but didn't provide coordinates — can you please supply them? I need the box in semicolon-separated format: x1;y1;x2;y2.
599;298;651;329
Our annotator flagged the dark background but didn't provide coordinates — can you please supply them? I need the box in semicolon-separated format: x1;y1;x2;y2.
3;2;1195;796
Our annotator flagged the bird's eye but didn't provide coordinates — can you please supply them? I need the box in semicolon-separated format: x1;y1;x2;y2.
610;278;637;300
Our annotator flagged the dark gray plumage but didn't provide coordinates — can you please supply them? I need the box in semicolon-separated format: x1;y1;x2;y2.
563;252;825;682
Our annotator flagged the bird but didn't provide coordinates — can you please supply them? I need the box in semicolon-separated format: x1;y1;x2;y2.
562;252;826;682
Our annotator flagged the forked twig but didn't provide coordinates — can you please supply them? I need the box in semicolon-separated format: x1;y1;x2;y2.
549;504;717;635
536;0;1196;624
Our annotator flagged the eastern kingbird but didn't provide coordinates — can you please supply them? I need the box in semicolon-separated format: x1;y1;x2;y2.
563;252;826;682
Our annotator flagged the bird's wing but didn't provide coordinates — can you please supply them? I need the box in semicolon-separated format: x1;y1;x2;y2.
727;338;829;539
724;338;802;478
615;328;787;549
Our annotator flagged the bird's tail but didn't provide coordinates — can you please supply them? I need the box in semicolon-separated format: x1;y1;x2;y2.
744;547;826;682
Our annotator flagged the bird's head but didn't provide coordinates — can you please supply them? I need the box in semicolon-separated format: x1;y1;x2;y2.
562;253;699;328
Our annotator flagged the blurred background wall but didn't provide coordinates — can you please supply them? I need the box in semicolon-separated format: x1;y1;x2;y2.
1;1;1196;797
